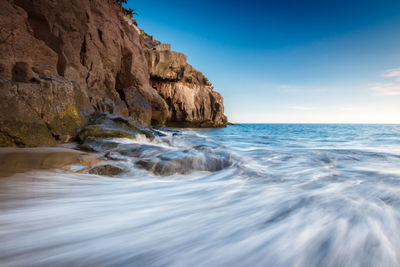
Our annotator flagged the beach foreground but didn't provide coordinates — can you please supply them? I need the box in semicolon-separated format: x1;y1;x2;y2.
1;124;400;266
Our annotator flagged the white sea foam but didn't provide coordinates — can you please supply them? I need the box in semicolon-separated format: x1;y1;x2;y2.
1;124;400;266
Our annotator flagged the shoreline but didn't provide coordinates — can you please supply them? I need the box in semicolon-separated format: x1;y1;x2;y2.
0;145;103;178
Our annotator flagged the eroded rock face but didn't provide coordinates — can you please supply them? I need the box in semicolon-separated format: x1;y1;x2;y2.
145;41;228;127
0;0;169;146
0;0;227;147
0;77;90;146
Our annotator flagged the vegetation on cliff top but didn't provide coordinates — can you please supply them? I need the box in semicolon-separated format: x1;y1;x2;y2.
114;0;137;18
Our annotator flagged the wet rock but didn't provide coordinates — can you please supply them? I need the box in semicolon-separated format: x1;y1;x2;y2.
89;165;124;176
151;129;168;137
77;125;136;142
118;143;166;158
104;151;126;161
140;128;156;139
136;149;232;176
78;137;120;152
77;113;157;144
87;113;155;139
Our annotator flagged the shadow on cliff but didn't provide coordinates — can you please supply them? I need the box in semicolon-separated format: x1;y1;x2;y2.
0;0;227;147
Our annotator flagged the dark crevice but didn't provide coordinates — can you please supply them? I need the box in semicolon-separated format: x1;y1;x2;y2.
115;87;129;112
80;36;87;66
0;130;26;147
97;29;104;44
116;50;133;89
57;53;67;76
115;87;126;102
150;75;180;83
30;78;40;84
113;48;134;112
44;122;60;141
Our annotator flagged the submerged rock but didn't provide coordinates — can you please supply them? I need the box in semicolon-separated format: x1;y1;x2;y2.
89;165;124;176
104;151;126;161
78;137;120;152
136;149;232;176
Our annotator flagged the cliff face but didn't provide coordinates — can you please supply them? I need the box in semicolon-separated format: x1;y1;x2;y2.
0;0;227;147
145;38;227;127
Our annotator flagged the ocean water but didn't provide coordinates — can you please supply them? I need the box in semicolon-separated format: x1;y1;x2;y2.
1;124;400;266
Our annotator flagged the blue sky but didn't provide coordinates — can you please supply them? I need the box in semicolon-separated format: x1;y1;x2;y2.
127;0;400;123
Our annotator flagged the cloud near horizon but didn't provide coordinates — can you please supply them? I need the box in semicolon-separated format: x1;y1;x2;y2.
382;68;400;78
370;83;400;96
369;67;400;96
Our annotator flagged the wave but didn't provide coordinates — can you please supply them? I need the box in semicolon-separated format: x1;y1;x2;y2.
1;124;400;266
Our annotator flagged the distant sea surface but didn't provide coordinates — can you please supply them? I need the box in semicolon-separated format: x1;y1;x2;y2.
1;124;400;266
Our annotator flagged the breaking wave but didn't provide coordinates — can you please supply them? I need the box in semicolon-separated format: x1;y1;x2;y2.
1;124;400;266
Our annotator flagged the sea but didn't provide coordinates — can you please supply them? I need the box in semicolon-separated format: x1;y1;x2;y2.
1;124;400;267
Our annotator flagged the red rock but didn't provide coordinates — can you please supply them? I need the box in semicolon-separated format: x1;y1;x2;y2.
0;0;227;147
146;48;227;127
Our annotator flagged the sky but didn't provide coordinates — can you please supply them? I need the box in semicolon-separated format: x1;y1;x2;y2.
126;0;400;123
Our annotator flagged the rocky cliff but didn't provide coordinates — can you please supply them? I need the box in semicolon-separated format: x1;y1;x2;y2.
0;0;227;147
144;36;227;127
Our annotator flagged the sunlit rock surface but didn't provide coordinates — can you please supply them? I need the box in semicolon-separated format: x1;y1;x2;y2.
145;39;228;127
0;0;227;147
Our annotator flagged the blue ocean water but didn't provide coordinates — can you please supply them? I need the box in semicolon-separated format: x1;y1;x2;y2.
1;124;400;266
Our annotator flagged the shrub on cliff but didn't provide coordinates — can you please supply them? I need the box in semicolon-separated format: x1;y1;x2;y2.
113;0;137;18
125;8;137;18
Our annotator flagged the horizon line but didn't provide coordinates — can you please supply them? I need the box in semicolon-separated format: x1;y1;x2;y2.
229;122;400;125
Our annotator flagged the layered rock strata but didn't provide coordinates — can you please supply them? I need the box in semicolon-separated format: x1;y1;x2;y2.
145;36;227;127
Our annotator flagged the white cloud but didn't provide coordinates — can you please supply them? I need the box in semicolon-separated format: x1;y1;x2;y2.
290;106;316;111
370;83;400;96
382;68;400;78
370;67;400;96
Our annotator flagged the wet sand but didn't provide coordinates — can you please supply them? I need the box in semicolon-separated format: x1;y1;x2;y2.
0;145;102;178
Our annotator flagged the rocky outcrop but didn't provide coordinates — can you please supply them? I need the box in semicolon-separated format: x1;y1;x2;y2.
145;37;228;127
0;77;90;146
0;0;227;147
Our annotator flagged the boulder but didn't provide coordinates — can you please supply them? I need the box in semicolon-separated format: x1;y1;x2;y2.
89;164;124;176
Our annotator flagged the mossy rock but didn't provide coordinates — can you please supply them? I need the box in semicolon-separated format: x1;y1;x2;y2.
77;125;136;142
89;165;124;176
47;105;83;139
